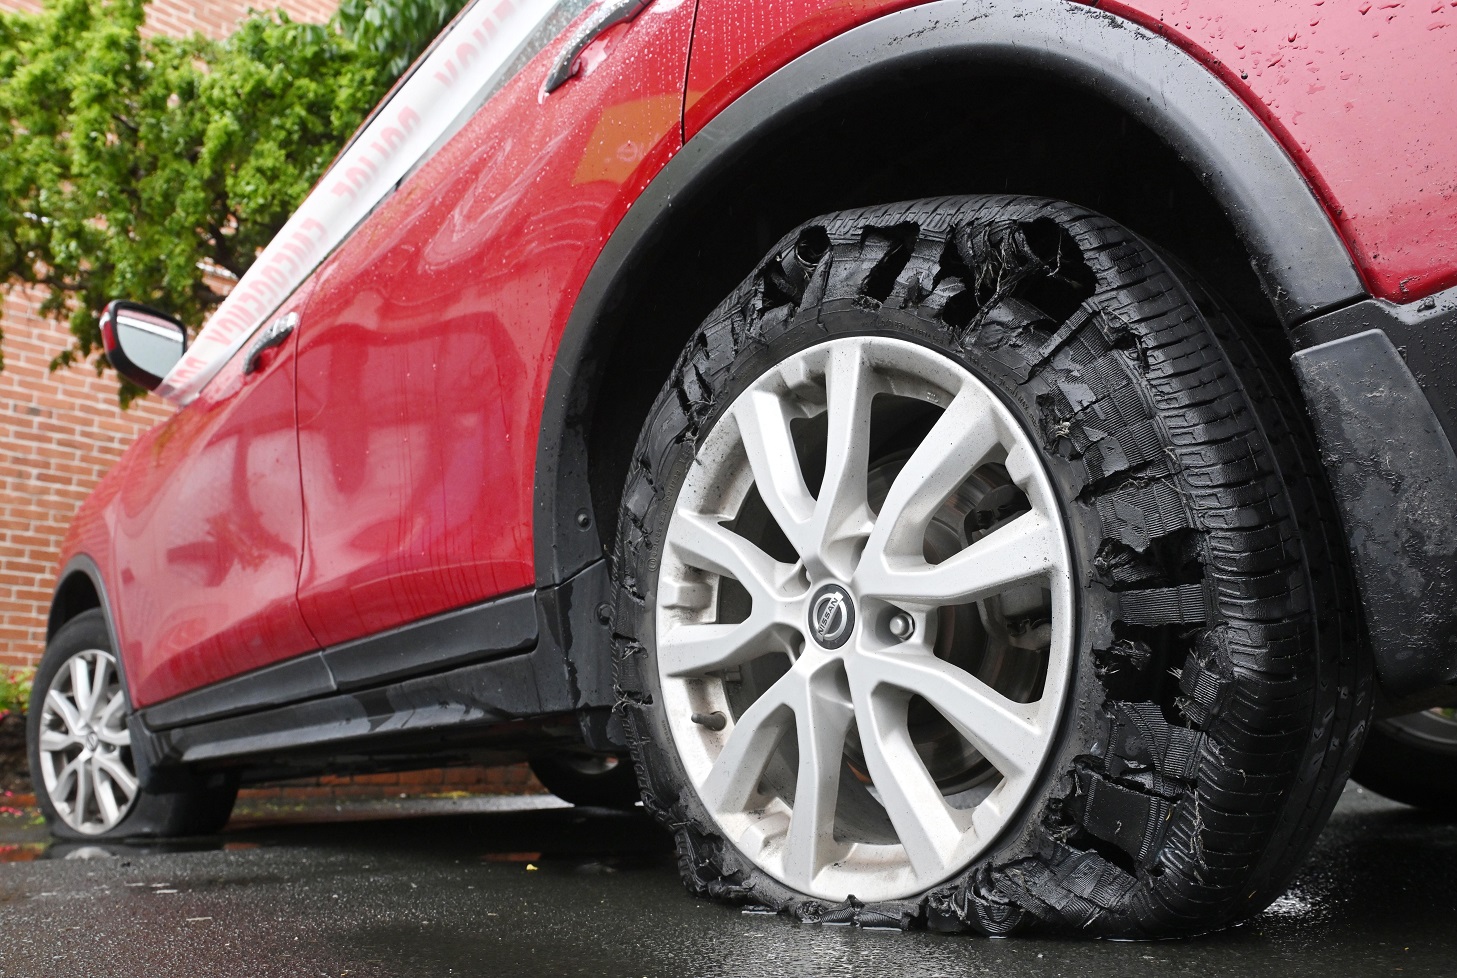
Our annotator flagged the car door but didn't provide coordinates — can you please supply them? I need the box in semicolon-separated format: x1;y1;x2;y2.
292;0;696;648
108;283;319;708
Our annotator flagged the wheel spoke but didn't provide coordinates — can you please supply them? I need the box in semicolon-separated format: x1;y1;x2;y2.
659;619;790;677
52;753;84;809
94;762;121;825
667;511;793;599
698;671;798;814
733;389;816;558
781;666;854;887
97;691;131;746
861;386;1002;566
39;729;78;752
47;689;84;735
855;648;1042;781
71;755;91;822
806;343;876;579
69;655;95;715
662;511;803;677
857;510;1057;609
95;753;138;804
848;674;962;878
87;655;112;721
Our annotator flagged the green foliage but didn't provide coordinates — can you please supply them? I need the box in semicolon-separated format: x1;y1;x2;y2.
337;0;463;77
0;0;465;404
0;668;33;718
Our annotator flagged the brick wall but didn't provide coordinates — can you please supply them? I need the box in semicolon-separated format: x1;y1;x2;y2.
141;0;336;38
0;290;174;671
0;0;335;672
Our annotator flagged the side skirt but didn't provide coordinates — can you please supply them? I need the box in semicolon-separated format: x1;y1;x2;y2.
130;561;621;780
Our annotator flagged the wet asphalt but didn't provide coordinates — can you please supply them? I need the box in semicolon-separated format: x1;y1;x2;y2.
0;783;1452;978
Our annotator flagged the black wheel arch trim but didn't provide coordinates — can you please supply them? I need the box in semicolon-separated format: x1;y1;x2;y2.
533;0;1368;588
48;555;125;685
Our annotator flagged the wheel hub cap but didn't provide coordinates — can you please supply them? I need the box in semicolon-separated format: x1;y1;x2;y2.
808;585;855;650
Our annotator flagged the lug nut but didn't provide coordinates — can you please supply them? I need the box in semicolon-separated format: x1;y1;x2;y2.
888;612;915;640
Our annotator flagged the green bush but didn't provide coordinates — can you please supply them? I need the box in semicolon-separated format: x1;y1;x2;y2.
0;0;464;403
0;668;33;719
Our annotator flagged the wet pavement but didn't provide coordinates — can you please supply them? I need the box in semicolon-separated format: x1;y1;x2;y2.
0;783;1452;978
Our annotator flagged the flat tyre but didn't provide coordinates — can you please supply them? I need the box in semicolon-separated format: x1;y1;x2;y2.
611;196;1370;937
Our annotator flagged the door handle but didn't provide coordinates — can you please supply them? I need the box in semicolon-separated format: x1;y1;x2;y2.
542;0;653;95
243;312;299;376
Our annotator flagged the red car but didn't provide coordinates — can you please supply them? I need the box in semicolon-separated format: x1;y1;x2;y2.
27;0;1457;938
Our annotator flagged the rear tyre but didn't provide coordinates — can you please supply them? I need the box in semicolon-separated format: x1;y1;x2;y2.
528;752;641;808
1351;711;1457;813
27;610;237;840
611;195;1370;937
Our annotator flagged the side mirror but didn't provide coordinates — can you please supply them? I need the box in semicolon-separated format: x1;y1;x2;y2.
101;301;188;391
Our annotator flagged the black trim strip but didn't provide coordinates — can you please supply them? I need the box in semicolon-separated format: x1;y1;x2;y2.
136;639;579;766
139;590;539;731
142;653;335;731
325;590;537;691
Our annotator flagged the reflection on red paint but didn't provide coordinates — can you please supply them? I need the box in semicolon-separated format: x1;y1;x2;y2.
291;2;694;647
107;284;319;707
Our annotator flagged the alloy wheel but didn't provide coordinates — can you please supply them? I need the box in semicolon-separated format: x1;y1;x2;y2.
37;648;138;834
655;335;1074;902
1381;708;1457;753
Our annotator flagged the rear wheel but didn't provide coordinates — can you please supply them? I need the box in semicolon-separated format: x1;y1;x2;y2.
1351;710;1457;813
528;752;641;808
611;196;1370;937
27;610;237;840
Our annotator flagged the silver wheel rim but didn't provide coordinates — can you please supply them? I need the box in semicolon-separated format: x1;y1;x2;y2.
38;649;137;834
656;336;1075;902
1382;709;1457;754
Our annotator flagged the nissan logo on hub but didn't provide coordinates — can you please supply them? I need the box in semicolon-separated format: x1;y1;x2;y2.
808;584;855;650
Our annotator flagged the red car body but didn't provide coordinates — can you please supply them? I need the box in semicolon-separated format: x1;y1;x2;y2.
54;0;1457;762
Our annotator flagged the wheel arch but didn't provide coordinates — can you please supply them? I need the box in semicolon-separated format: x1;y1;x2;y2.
47;556;124;682
533;0;1367;587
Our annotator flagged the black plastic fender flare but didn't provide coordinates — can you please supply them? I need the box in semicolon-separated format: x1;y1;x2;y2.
47;555;123;678
533;0;1366;588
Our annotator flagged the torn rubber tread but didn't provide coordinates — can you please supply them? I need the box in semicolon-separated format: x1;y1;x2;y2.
1107;701;1206;782
610;195;1370;938
1070;769;1175;867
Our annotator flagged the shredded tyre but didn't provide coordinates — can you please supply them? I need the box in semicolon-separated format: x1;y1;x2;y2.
611;195;1370;937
